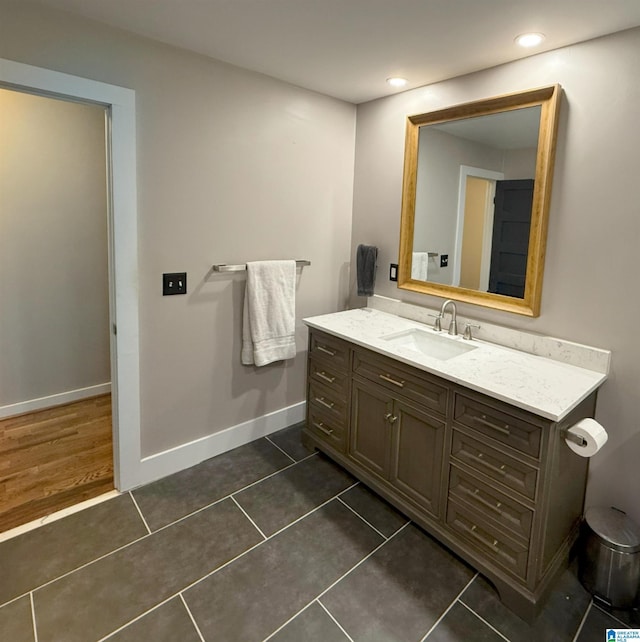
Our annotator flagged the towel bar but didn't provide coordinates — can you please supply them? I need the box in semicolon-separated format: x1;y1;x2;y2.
212;260;311;272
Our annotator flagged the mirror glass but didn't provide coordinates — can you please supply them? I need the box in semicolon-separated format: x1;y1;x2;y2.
398;86;561;317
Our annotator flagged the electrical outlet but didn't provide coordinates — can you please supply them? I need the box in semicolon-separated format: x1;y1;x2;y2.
440;255;448;268
389;263;398;282
163;272;187;295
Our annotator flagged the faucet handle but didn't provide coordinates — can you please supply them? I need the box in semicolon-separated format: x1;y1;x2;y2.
428;313;442;332
463;323;480;340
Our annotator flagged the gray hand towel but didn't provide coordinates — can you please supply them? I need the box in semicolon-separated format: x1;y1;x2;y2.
356;244;378;296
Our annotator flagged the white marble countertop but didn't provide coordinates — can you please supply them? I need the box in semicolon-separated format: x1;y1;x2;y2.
303;308;608;422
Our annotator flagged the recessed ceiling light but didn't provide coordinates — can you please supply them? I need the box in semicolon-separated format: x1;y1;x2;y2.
515;33;545;48
387;77;408;88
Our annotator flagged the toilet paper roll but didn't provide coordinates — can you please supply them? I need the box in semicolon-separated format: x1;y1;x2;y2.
565;418;608;457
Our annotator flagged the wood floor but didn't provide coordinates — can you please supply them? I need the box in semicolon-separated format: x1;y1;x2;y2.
0;394;114;533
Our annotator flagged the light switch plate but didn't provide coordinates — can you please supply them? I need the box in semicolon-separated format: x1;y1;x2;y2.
163;272;187;295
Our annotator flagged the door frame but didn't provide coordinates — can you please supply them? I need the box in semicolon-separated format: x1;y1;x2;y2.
0;58;141;491
454;165;504;288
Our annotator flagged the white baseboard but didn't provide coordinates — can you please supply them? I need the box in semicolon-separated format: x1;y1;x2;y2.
133;401;306;490
0;383;112;420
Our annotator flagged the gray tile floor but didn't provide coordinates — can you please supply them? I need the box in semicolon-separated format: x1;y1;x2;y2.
1;423;637;642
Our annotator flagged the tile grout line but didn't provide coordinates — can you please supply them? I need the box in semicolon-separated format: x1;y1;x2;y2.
262;521;411;642
301;517;409;602
6;468;369;641
419;572;478;641
98;488;367;639
0;593;25;610
179;593;206;642
23;482;399;642
265;436;297;464
0;453;321;609
106;482;364;642
96;594;184;641
29;592;39;642
571;600;593;642
231;496;268;540
265;481;361;540
174;482;364;592
258;602;316;642
336;496;389;540
0;494;230;608
128;491;152;535
317;598;356;642
234;451;318;498
457;599;511;642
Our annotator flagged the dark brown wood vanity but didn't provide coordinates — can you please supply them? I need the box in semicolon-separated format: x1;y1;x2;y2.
302;328;597;622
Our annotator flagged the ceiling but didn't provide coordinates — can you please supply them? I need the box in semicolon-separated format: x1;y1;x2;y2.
31;0;640;104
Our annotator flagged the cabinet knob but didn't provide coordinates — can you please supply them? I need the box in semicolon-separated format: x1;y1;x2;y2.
384;412;398;424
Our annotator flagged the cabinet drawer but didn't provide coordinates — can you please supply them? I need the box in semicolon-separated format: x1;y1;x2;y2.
451;430;538;500
307;408;346;452
308;359;349;398
449;465;533;541
447;499;529;580
308;380;348;423
309;331;349;371
353;350;448;416
454;393;543;459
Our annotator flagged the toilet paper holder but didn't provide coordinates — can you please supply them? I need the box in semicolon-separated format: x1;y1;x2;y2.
564;427;588;447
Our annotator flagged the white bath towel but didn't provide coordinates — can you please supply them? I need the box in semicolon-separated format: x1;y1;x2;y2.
411;252;430;280
242;260;297;367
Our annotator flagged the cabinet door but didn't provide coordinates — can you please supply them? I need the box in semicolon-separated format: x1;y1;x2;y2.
391;400;445;517
349;378;393;480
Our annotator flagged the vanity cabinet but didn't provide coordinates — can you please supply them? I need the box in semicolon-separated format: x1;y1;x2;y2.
303;328;596;622
350;346;447;518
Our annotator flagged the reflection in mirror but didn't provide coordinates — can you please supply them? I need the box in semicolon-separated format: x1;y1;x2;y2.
399;86;561;317
413;107;540;298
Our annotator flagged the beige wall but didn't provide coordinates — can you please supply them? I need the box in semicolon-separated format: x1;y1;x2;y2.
352;28;640;522
0;1;356;456
0;88;109;407
2;2;637;522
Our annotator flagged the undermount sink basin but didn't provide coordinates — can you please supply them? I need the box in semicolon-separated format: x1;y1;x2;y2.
381;328;477;361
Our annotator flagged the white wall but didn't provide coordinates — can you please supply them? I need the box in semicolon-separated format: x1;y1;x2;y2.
0;88;110;408
351;28;640;522
0;1;356;457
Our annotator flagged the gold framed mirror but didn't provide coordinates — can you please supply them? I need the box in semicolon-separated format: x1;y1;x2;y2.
398;85;561;317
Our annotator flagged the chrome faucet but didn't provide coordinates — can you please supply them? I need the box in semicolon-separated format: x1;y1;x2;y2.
440;299;458;336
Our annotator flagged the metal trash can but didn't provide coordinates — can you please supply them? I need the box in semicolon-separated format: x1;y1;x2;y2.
579;506;640;609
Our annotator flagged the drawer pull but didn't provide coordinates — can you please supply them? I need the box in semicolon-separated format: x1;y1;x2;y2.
379;373;405;388
314;396;335;410
463;522;500;553
384;412;398;424
317;345;337;357
462;487;503;516
313;421;334;436
315;371;336;384
475;415;511;436
469;452;507;477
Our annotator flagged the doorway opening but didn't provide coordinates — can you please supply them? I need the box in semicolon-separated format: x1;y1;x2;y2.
0;88;114;531
0;57;141;532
